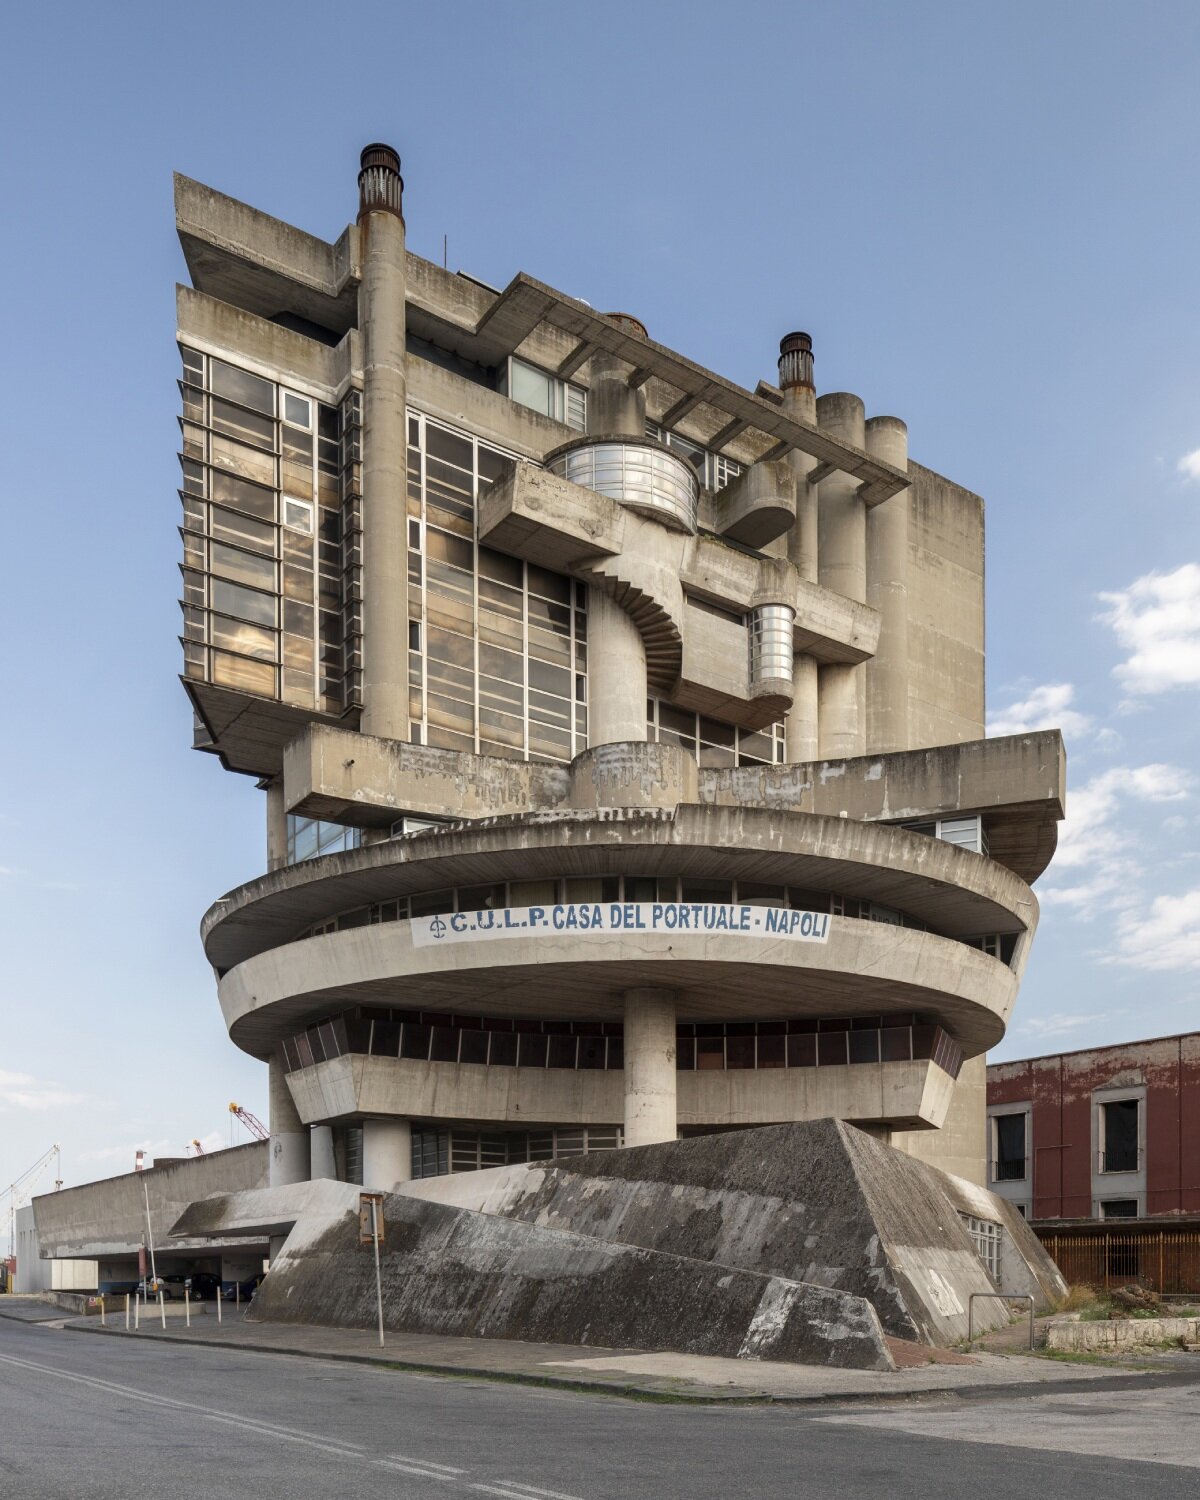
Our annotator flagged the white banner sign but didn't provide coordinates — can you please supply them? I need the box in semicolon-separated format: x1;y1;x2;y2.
411;902;832;948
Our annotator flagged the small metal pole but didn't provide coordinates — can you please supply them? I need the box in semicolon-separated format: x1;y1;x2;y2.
158;1290;166;1329
125;1294;130;1332
134;1294;140;1331
99;1295;106;1327
373;1201;385;1349
216;1288;222;1325
185;1288;190;1328
235;1281;240;1312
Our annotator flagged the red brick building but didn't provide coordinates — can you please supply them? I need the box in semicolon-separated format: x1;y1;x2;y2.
986;1032;1200;1221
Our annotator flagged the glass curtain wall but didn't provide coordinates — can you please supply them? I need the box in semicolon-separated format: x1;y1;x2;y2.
178;347;344;714
406;412;588;761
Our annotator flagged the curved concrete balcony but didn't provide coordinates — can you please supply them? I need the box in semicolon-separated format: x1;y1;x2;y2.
203;806;1035;1062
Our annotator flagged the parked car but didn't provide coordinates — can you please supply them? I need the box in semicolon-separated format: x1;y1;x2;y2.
136;1277;166;1299
186;1272;221;1301
220;1275;263;1302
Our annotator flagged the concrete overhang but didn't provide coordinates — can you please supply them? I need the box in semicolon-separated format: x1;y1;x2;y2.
284;1052;956;1133
456;275;910;504
480;463;880;666
201;804;1036;968
169;1180;360;1242
184;675;357;781
175;174;358;338
218;915;1017;1061
700;731;1066;884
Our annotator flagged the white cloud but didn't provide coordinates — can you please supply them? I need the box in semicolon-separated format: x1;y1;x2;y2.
1099;563;1200;697
1111;888;1200;972
988;681;1092;739
1177;449;1200;482
0;1069;86;1111
1016;1012;1114;1040
1052;763;1190;873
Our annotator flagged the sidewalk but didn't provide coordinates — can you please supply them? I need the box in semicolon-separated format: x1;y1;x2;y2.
59;1309;1188;1406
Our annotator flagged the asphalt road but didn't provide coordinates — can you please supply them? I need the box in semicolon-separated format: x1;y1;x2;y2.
1;1316;1198;1499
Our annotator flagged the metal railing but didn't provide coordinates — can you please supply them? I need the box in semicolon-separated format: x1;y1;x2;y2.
1039;1228;1200;1294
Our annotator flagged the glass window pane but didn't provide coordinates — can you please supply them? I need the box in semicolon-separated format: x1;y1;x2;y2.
210;578;276;626
210;359;274;414
211;541;276;591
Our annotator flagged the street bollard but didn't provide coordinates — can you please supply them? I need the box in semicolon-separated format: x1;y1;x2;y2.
235;1281;240;1312
185;1288;190;1328
125;1294;130;1332
216;1290;222;1325
99;1295;106;1328
158;1290;166;1329
134;1295;140;1331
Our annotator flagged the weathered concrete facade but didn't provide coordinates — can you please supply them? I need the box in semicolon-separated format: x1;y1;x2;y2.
176;145;1062;1203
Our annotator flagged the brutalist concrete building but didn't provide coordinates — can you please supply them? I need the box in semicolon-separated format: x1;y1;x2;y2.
178;145;1064;1198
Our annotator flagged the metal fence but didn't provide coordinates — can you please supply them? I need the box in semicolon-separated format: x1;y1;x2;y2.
1038;1229;1200;1294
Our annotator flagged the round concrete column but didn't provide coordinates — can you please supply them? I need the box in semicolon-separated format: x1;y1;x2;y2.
268;1052;310;1188
357;145;410;742
587;592;648;746
816;393;867;760
865;416;910;754
310;1125;337;1181
586;314;648;439
785;654;819;762
623;988;677;1147
362;1119;412;1190
778;335;820;763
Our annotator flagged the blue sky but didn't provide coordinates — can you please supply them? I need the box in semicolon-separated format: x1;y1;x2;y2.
2;1;1199;1193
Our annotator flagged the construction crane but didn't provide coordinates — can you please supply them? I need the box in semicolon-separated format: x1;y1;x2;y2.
3;1144;62;1258
228;1102;268;1142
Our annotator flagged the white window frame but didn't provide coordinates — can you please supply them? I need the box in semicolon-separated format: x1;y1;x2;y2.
281;390;313;430
282;495;314;534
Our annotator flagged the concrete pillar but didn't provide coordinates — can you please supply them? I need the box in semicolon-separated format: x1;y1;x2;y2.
586;593;648;746
623;988;677;1147
265;778;288;872
362;1119;412;1190
587;314;648;438
865;416;910;754
357;144;409;743
778;334;820;763
785;654;819;762
816;392;866;759
268;1052;310;1188
310;1125;337;1181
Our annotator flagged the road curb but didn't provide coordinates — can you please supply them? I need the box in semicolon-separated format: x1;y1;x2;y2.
58;1320;1191;1410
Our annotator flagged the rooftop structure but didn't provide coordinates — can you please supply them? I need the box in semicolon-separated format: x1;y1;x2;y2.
176;145;1065;1197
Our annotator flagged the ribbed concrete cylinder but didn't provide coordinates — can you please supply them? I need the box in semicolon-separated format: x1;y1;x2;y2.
623;988;677;1147
817;392;866;759
310;1124;337;1181
865;416;910;753
587;592;648;747
362;1118;412;1189
780;334;818;585
358;146;409;741
587;314;647;438
786;653;819;761
265;778;288;873
268;1052;310;1188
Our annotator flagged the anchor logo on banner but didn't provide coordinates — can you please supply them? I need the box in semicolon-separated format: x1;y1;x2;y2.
429;915;448;940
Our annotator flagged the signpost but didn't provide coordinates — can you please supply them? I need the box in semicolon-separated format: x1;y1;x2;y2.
360;1192;386;1348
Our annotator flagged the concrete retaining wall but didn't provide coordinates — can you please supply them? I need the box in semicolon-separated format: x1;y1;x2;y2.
1046;1317;1200;1351
403;1120;1066;1346
248;1191;893;1369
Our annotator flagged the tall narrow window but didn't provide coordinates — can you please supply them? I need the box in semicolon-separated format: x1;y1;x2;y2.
1101;1099;1139;1173
994;1113;1026;1181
